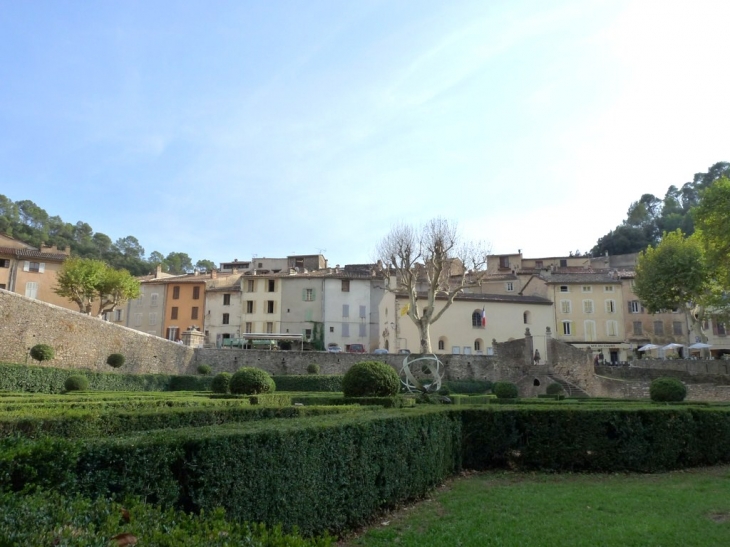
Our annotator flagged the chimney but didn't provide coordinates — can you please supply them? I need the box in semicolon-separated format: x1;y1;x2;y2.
211;269;218;279
156;264;162;278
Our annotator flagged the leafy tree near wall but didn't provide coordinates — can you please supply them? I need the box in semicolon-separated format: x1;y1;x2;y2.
634;230;708;344
54;257;141;316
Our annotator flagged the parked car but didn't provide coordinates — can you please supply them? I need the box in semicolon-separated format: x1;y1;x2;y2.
398;349;411;354
326;345;342;353
372;348;389;355
347;343;366;353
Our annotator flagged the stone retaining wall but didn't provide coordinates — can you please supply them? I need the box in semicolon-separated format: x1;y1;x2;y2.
0;289;194;374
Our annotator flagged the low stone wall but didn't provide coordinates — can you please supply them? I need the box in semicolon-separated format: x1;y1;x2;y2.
193;349;509;380
630;358;730;376
593;374;730;402
0;289;194;374
595;365;730;385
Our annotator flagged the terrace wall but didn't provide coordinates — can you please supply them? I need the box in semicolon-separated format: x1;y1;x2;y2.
0;289;194;374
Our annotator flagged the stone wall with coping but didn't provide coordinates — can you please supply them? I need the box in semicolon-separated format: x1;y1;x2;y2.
0;289;194;374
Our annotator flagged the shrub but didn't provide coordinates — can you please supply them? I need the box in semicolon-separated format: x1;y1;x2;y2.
29;344;55;362
64;375;89;392
106;353;125;368
342;361;400;397
493;381;518;399
211;372;232;394
307;363;321;374
546;383;565;396
650;377;687;402
229;367;276;395
197;364;212;375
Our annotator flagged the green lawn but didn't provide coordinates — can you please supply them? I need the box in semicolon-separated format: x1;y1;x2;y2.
340;467;730;547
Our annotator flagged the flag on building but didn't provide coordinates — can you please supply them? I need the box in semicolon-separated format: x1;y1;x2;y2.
481;307;486;327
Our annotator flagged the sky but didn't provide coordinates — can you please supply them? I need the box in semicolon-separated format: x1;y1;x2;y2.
1;0;729;268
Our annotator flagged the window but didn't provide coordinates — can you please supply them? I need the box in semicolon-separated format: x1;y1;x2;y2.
266;301;274;313
633;321;642;335
359;305;366;319
562;320;572;335
329;326;334;332
24;261;43;273
267;279;275;292
342;304;350;318
115;309;123;322
438;340;445;350
717;322;727;336
559;259;567;267
342;323;350;337
629;301;641;313
0;283;5;289
149;312;157;325
523;311;530;324
303;288;315;301
463;347;472;355
173;286;180;299
605;300;616;313
305;328;312;339
341;279;350;292
581;286;592;293
257;262;263;268
171;307;178;320
472;310;483;327
0;259;9;268
474;340;481;351
191;307;199;320
134;313;142;327
654;321;664;335
452;346;461;354
359;323;367;337
24;282;38;299
560;300;571;314
673;321;683;335
247;279;255;292
560;285;569;292
535;260;543;268
584;320;596;341
604;286;614;292
246;300;254;313
499;256;509;269
506;282;514;292
223;294;231;306
606;320;618;337
192;286;200;299
222;313;230;325
583;300;594;314
245;322;252;333
266;322;273;334
150;293;158;307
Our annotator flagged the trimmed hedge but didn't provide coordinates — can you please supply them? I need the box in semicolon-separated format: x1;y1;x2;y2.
493;382;519;399
64;375;89;392
106;353;125;368
650;377;687;402
0;363;212;393
211;372;232;394
272;375;343;392
29;344;55;362
0;489;333;546
342;361;400;397
230;368;276;395
0;410;462;536
443;380;493;394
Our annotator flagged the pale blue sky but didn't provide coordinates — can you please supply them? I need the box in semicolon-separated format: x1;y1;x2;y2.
1;1;729;267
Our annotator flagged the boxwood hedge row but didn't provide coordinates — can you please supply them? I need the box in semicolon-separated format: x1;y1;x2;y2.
0;363;212;393
271;375;343;392
0;410;462;537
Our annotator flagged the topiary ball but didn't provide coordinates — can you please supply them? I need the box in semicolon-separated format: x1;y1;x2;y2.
342;361;400;397
306;363;321;374
30;344;55;362
493;381;519;399
197;364;212;375
650;376;687;402
65;375;89;392
211;372;232;394
546;383;564;396
106;353;125;368
229;367;275;395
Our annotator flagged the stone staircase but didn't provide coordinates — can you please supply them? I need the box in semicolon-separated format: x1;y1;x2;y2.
546;374;590;398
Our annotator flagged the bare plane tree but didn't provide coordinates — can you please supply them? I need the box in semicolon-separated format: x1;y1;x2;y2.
375;218;490;353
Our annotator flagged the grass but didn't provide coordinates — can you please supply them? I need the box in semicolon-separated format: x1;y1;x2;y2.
339;467;730;547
